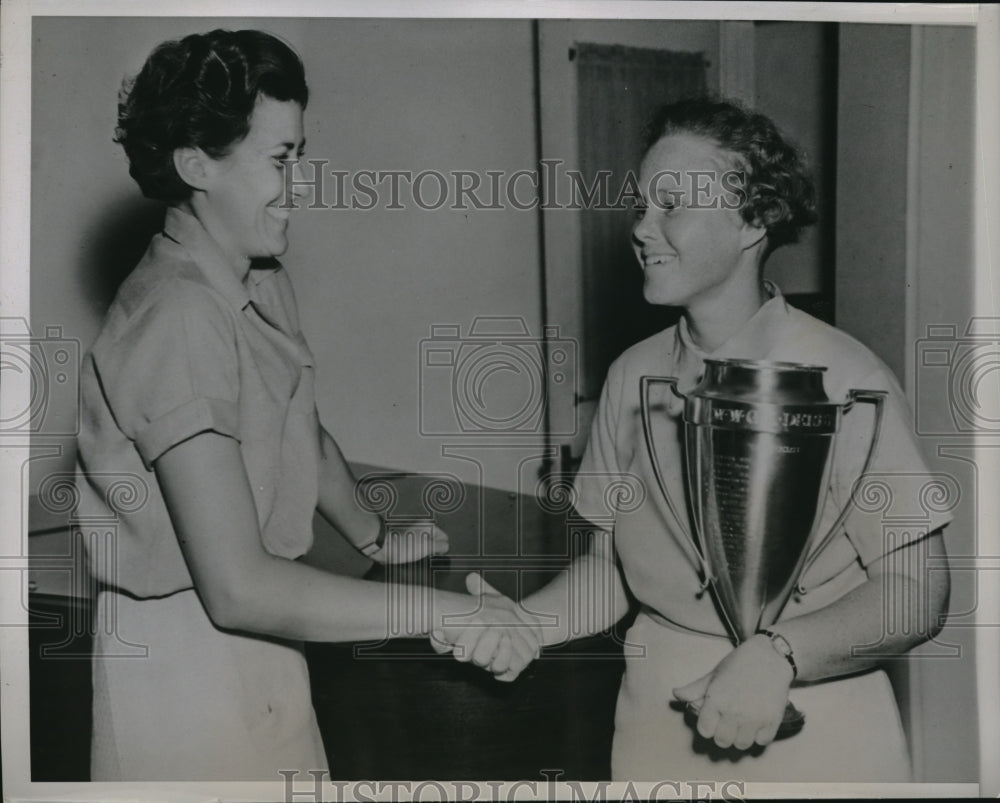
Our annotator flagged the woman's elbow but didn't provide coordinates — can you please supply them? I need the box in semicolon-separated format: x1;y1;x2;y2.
922;529;951;641
192;567;267;632
196;583;249;631
882;530;951;644
925;559;951;641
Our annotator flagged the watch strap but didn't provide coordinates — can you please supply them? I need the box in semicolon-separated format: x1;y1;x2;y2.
759;628;798;679
358;517;387;558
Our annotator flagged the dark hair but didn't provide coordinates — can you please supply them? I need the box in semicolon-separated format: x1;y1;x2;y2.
643;97;817;250
115;29;309;203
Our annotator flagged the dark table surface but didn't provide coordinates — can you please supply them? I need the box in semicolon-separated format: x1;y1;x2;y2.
302;468;631;781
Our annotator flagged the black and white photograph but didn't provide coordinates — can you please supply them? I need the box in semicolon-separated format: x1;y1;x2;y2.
1;1;997;800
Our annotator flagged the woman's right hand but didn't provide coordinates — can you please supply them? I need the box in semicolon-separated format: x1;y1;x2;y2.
431;573;543;681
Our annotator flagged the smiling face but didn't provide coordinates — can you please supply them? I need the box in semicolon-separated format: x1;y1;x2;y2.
632;132;764;311
197;96;306;267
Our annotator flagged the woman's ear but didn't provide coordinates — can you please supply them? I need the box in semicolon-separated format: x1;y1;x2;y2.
173;147;212;192
740;220;768;252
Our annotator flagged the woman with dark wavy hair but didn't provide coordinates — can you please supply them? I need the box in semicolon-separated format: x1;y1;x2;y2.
76;29;536;781
460;98;951;781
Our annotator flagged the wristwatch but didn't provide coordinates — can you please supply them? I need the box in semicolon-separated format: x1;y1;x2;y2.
758;628;798;679
358;517;387;558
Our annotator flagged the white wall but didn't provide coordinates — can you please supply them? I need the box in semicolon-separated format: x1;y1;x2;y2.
905;24;978;784
836;24;912;379
755;22;834;295
288;19;543;492
836;22;978;783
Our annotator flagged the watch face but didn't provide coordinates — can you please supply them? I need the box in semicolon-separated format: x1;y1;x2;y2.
762;630;797;677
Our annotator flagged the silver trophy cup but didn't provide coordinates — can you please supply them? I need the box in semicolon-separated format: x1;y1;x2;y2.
640;359;885;737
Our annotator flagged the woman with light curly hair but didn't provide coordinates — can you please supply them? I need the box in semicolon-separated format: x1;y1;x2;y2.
457;98;952;781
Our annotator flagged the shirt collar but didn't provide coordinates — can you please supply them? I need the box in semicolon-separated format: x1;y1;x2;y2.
673;281;790;389
247;258;283;289
162;207;252;311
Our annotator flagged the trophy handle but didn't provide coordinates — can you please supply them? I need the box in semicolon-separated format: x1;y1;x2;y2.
639;375;713;587
796;388;888;595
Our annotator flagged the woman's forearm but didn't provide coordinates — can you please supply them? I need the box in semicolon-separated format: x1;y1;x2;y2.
520;529;629;647
217;554;474;643
767;531;949;682
156;430;470;642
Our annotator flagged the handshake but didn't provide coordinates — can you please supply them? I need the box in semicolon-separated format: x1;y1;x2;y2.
430;573;545;682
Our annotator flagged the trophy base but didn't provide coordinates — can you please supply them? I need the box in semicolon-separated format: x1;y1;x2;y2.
684;700;805;740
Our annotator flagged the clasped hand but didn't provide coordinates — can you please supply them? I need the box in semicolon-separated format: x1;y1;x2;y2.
672;634;795;751
430;573;542;682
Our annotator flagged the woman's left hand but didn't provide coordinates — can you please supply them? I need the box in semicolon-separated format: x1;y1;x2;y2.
370;521;450;564
672;634;794;750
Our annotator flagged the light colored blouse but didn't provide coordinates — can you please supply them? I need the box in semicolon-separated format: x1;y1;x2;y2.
574;285;952;636
76;206;321;598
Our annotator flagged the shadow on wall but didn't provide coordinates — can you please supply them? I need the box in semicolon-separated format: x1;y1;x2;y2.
79;193;164;318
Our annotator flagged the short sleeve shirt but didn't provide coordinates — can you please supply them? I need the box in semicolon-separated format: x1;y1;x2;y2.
76;207;321;598
574;285;952;635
